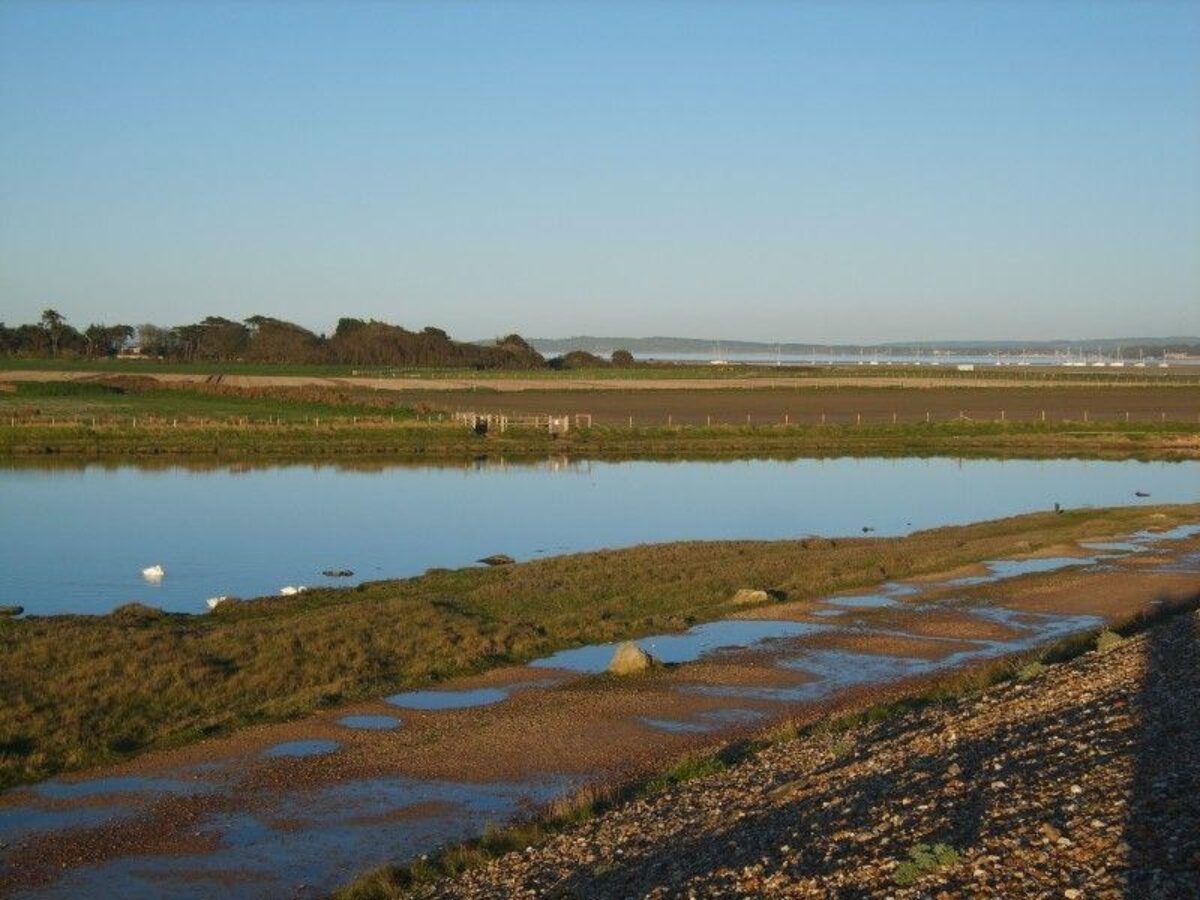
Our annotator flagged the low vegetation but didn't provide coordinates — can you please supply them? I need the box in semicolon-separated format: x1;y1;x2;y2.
893;843;961;886
2;503;1196;790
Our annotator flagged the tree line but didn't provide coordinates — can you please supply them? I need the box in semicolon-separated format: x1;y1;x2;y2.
0;310;631;369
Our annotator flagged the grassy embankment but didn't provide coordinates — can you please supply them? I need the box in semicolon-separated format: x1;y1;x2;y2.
1;381;1197;460
2;503;1197;790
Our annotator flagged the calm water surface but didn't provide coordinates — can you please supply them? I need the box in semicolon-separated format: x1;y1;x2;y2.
1;457;1195;615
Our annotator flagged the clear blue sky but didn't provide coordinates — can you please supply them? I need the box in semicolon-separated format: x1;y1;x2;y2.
1;1;1197;343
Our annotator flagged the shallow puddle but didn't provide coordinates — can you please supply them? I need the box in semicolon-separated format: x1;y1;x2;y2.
828;593;901;609
386;687;510;710
1131;523;1200;544
687;607;1104;706
530;619;829;674
0;805;134;845
24;775;579;900
33;775;214;801
263;740;341;759
1079;541;1147;554
640;708;768;734
337;715;402;731
947;556;1098;586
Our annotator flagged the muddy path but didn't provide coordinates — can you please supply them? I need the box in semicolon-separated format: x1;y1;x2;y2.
1;527;1197;898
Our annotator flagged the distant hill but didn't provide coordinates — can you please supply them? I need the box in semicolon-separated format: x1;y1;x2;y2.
529;336;1200;357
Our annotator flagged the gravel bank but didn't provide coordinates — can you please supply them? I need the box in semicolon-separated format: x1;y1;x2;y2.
428;611;1200;898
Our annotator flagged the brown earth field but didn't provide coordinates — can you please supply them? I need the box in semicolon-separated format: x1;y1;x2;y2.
397;385;1200;426
2;368;1198;426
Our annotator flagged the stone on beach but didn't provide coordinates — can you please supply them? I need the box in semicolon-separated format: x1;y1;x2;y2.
731;588;770;606
608;641;656;675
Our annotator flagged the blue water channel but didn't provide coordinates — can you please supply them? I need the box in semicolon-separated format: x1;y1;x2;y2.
1;456;1196;615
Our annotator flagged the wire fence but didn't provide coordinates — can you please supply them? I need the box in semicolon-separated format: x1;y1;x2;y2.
7;408;1197;430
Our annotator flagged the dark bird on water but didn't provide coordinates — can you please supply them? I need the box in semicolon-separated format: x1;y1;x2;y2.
1135;491;1150;498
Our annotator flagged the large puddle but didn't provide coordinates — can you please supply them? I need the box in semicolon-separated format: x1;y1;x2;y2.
10;775;579;900
530;619;828;673
3;457;1196;615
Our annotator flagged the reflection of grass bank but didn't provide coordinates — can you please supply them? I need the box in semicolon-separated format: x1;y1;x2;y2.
2;504;1196;790
3;420;1198;461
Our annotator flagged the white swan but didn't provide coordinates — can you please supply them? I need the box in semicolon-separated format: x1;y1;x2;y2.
279;585;307;596
207;595;229;610
141;564;165;582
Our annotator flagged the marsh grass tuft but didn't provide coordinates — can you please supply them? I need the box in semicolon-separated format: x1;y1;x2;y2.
1096;629;1125;653
893;842;960;886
